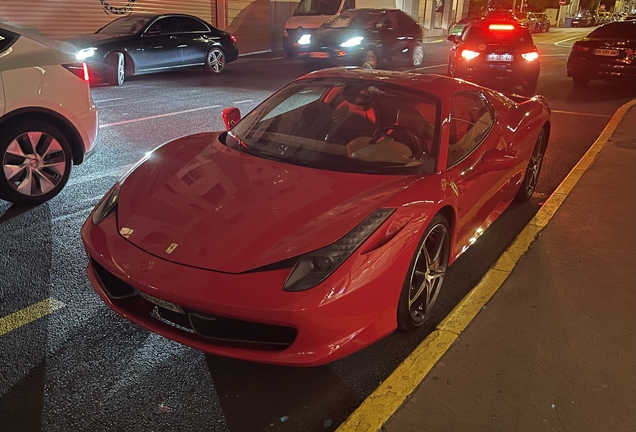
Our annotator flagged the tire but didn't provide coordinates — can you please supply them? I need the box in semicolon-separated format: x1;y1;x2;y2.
397;214;450;331
0;119;73;206
205;48;226;74
515;129;546;202
411;43;425;67
284;42;297;59
545;23;550;32
572;76;590;87
361;50;378;69
107;52;125;86
521;77;538;96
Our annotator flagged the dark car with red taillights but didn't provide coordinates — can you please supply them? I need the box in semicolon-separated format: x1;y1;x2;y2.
447;20;540;95
567;21;636;87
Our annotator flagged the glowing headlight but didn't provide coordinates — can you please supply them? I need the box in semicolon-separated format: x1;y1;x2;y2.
76;47;97;61
340;37;364;47
298;34;311;45
92;183;120;225
283;209;395;292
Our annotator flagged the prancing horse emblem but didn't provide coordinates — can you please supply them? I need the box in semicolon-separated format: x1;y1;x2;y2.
165;243;178;254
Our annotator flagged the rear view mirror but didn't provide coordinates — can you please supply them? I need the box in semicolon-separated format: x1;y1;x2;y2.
447;34;458;43
222;107;241;130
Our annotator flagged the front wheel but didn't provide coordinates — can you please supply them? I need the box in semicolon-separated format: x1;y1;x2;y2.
572;76;590;87
107;52;125;86
205;48;226;74
521;77;538;96
397;214;450;330
411;43;425;67
515;130;546;202
361;50;378;69
0;120;73;205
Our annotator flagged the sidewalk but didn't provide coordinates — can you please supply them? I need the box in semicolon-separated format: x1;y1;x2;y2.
384;106;636;431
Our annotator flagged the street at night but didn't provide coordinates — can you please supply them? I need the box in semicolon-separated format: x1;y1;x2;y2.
1;25;635;432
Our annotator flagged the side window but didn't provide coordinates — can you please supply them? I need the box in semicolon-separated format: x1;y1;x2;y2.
178;17;209;33
145;17;179;36
447;91;494;167
0;30;18;54
343;0;355;11
382;12;400;30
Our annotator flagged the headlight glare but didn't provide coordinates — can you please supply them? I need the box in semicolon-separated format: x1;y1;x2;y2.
340;37;364;47
298;34;311;45
76;47;97;60
92;183;120;225
283;208;395;292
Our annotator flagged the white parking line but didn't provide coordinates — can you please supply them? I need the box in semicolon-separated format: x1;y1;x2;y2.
554;35;581;47
232;99;254;104
94;97;125;103
541;53;568;57
552;110;612;118
100;105;221;128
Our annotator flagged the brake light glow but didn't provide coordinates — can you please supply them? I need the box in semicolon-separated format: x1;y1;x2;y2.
230;34;237;44
572;43;589;52
489;24;515;31
62;62;90;82
461;49;480;60
521;52;539;61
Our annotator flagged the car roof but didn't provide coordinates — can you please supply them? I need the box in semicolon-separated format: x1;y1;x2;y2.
299;68;480;98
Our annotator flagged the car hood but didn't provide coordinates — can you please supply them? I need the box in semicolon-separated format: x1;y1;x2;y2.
116;133;409;273
286;15;333;30
311;28;367;47
67;33;134;48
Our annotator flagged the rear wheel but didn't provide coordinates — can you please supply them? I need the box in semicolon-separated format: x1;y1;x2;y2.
0;120;73;205
521;77;538;96
397;214;450;330
515;130;546;202
362;50;378;69
205;48;226;74
572;76;590;87
107;52;125;86
411;43;425;67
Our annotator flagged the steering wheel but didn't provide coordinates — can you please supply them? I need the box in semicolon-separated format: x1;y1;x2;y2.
370;126;423;159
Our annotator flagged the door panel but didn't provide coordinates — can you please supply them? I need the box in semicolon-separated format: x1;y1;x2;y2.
176;17;215;65
141;17;182;70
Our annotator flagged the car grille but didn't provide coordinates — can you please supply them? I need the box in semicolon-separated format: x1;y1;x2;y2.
90;258;297;350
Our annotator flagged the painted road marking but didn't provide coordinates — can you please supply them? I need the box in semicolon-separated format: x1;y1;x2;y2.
94;97;125;103
554;35;581;47
552;110;612;118
336;97;636;432
0;297;66;337
100;105;221;128
232;99;254;104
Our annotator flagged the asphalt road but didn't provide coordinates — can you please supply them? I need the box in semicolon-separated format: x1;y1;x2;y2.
1;27;635;432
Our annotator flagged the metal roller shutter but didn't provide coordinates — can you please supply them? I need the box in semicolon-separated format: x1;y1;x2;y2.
0;0;217;39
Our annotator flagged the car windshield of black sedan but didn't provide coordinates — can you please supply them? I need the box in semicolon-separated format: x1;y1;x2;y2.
223;79;439;174
326;11;383;29
97;16;153;34
294;0;340;16
588;22;636;38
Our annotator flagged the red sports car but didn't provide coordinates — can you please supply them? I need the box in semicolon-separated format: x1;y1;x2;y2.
82;68;550;366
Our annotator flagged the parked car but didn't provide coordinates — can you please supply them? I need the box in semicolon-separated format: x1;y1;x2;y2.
590;12;600;26
532;12;551;32
82;67;551;366
68;13;239;86
572;11;593;27
447;19;540;95
567;21;636;87
297;9;425;68
448;17;477;37
518;12;539;32
0;22;98;205
621;15;636;21
484;9;519;21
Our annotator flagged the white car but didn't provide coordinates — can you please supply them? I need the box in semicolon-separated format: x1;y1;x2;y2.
0;22;98;205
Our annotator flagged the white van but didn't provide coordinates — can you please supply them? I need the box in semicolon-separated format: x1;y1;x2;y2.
283;0;396;57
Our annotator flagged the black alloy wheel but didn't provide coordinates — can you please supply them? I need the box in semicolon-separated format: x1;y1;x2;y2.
515;129;546;202
107;52;125;86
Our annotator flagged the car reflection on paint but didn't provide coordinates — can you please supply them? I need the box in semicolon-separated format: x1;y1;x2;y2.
82;68;551;366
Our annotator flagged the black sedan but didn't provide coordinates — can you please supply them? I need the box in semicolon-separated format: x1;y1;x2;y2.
567;21;636;87
69;14;239;86
297;9;425;69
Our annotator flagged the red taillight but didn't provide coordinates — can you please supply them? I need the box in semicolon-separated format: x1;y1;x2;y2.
62;62;90;82
521;52;539;61
230;34;237;44
572;43;589;52
488;24;515;31
461;49;480;60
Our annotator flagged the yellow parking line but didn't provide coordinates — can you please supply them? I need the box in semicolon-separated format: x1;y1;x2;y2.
336;97;636;432
0;297;66;337
552;110;612;118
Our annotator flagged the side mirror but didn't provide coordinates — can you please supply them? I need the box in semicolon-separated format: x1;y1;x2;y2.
222;107;241;130
447;34;458;43
463;148;516;180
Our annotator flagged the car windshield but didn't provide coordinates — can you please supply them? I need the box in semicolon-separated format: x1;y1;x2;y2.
588;22;636;38
325;11;383;29
463;24;533;45
294;0;341;16
223;78;440;175
97;16;152;34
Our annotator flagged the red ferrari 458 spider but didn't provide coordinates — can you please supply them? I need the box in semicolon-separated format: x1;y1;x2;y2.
82;68;550;366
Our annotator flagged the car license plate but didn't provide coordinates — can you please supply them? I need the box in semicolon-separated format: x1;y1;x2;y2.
309;52;330;59
487;53;513;61
594;48;618;57
138;291;185;314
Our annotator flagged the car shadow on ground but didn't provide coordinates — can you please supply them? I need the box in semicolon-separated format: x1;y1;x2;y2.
566;81;636;103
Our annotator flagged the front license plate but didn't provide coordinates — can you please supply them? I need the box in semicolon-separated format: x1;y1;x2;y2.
138;291;185;314
309;52;330;58
487;53;513;61
594;48;618;57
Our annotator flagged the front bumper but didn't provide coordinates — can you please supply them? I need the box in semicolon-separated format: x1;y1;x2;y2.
298;46;366;65
81;212;417;366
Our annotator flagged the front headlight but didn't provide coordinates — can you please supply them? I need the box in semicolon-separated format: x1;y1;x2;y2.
92;183;120;225
76;47;97;61
283;209;395;292
340;37;364;47
298;34;311;45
